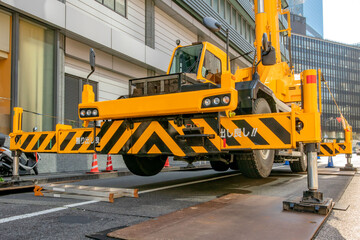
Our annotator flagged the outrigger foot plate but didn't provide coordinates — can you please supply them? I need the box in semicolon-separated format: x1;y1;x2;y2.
283;191;334;215
340;164;358;172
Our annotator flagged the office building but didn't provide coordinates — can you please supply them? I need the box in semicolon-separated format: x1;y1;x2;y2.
291;33;360;139
288;0;323;38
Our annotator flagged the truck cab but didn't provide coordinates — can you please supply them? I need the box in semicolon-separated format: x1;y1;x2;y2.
168;42;227;86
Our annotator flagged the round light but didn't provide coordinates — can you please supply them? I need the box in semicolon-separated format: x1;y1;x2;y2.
80;110;86;117
86;110;92;116
204;98;211;107
213;97;220;105
222;96;230;104
92;109;98;116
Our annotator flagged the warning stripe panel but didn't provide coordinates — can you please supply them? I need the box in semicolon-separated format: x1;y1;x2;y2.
220;113;292;150
11;132;57;153
11;113;309;155
58;128;99;153
319;142;352;156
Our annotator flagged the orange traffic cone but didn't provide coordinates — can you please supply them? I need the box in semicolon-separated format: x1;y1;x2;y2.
87;153;100;174
103;154;116;172
164;157;170;167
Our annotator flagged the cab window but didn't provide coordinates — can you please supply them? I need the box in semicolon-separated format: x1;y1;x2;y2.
169;45;203;74
202;51;222;84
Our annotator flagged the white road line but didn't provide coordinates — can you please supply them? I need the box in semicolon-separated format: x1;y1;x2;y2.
139;172;242;194
0;200;98;224
0;173;242;224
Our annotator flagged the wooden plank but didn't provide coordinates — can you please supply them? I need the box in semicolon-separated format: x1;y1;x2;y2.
35;184;138;202
39;184;138;198
42;191;114;203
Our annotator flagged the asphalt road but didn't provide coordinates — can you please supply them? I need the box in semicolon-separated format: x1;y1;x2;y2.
0;165;352;240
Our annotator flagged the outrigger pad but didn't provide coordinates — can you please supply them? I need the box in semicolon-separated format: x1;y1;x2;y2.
283;194;334;215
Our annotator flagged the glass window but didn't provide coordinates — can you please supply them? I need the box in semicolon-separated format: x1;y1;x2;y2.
115;0;126;16
96;0;126;17
213;0;219;12
18;19;55;131
205;0;211;5
103;0;115;9
169;44;203;74
237;14;241;33
219;0;225;18
243;19;246;37
202;51;222;84
225;1;231;23
246;23;250;41
65;75;98;128
231;7;236;29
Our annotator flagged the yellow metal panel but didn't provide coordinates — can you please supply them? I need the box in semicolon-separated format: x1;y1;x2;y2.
79;88;238;121
108;123;138;154
57;128;97;154
129;121;185;156
319;142;352;156
10;131;58;153
148;145;161;154
191;146;207;153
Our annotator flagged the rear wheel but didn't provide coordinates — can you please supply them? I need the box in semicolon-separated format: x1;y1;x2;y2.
290;155;307;172
123;155;167;176
237;98;275;178
210;161;229;171
229;159;239;170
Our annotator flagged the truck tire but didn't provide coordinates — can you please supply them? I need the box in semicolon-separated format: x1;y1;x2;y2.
229;160;239;170
123;155;166;176
290;155;307;172
237;98;275;178
210;161;229;171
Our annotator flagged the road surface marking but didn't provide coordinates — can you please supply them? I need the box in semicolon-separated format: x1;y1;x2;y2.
139;172;242;194
0;172;241;224
0;200;98;224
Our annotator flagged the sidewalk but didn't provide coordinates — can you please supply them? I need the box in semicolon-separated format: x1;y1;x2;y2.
316;154;360;239
316;174;360;239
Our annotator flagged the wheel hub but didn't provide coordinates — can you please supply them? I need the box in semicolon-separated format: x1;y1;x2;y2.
259;149;270;159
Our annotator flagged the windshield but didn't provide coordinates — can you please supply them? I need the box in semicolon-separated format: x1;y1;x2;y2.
169;44;203;74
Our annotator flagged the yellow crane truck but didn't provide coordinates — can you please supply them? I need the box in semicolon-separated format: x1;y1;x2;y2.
9;0;353;212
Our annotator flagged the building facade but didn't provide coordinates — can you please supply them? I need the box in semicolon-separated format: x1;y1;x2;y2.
288;0;323;38
0;0;266;173
291;33;360;140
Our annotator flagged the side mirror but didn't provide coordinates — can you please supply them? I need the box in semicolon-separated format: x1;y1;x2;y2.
203;17;221;32
89;48;96;71
33;127;37;132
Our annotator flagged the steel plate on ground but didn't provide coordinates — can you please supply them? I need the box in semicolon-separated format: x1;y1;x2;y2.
317;168;356;176
107;193;328;240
